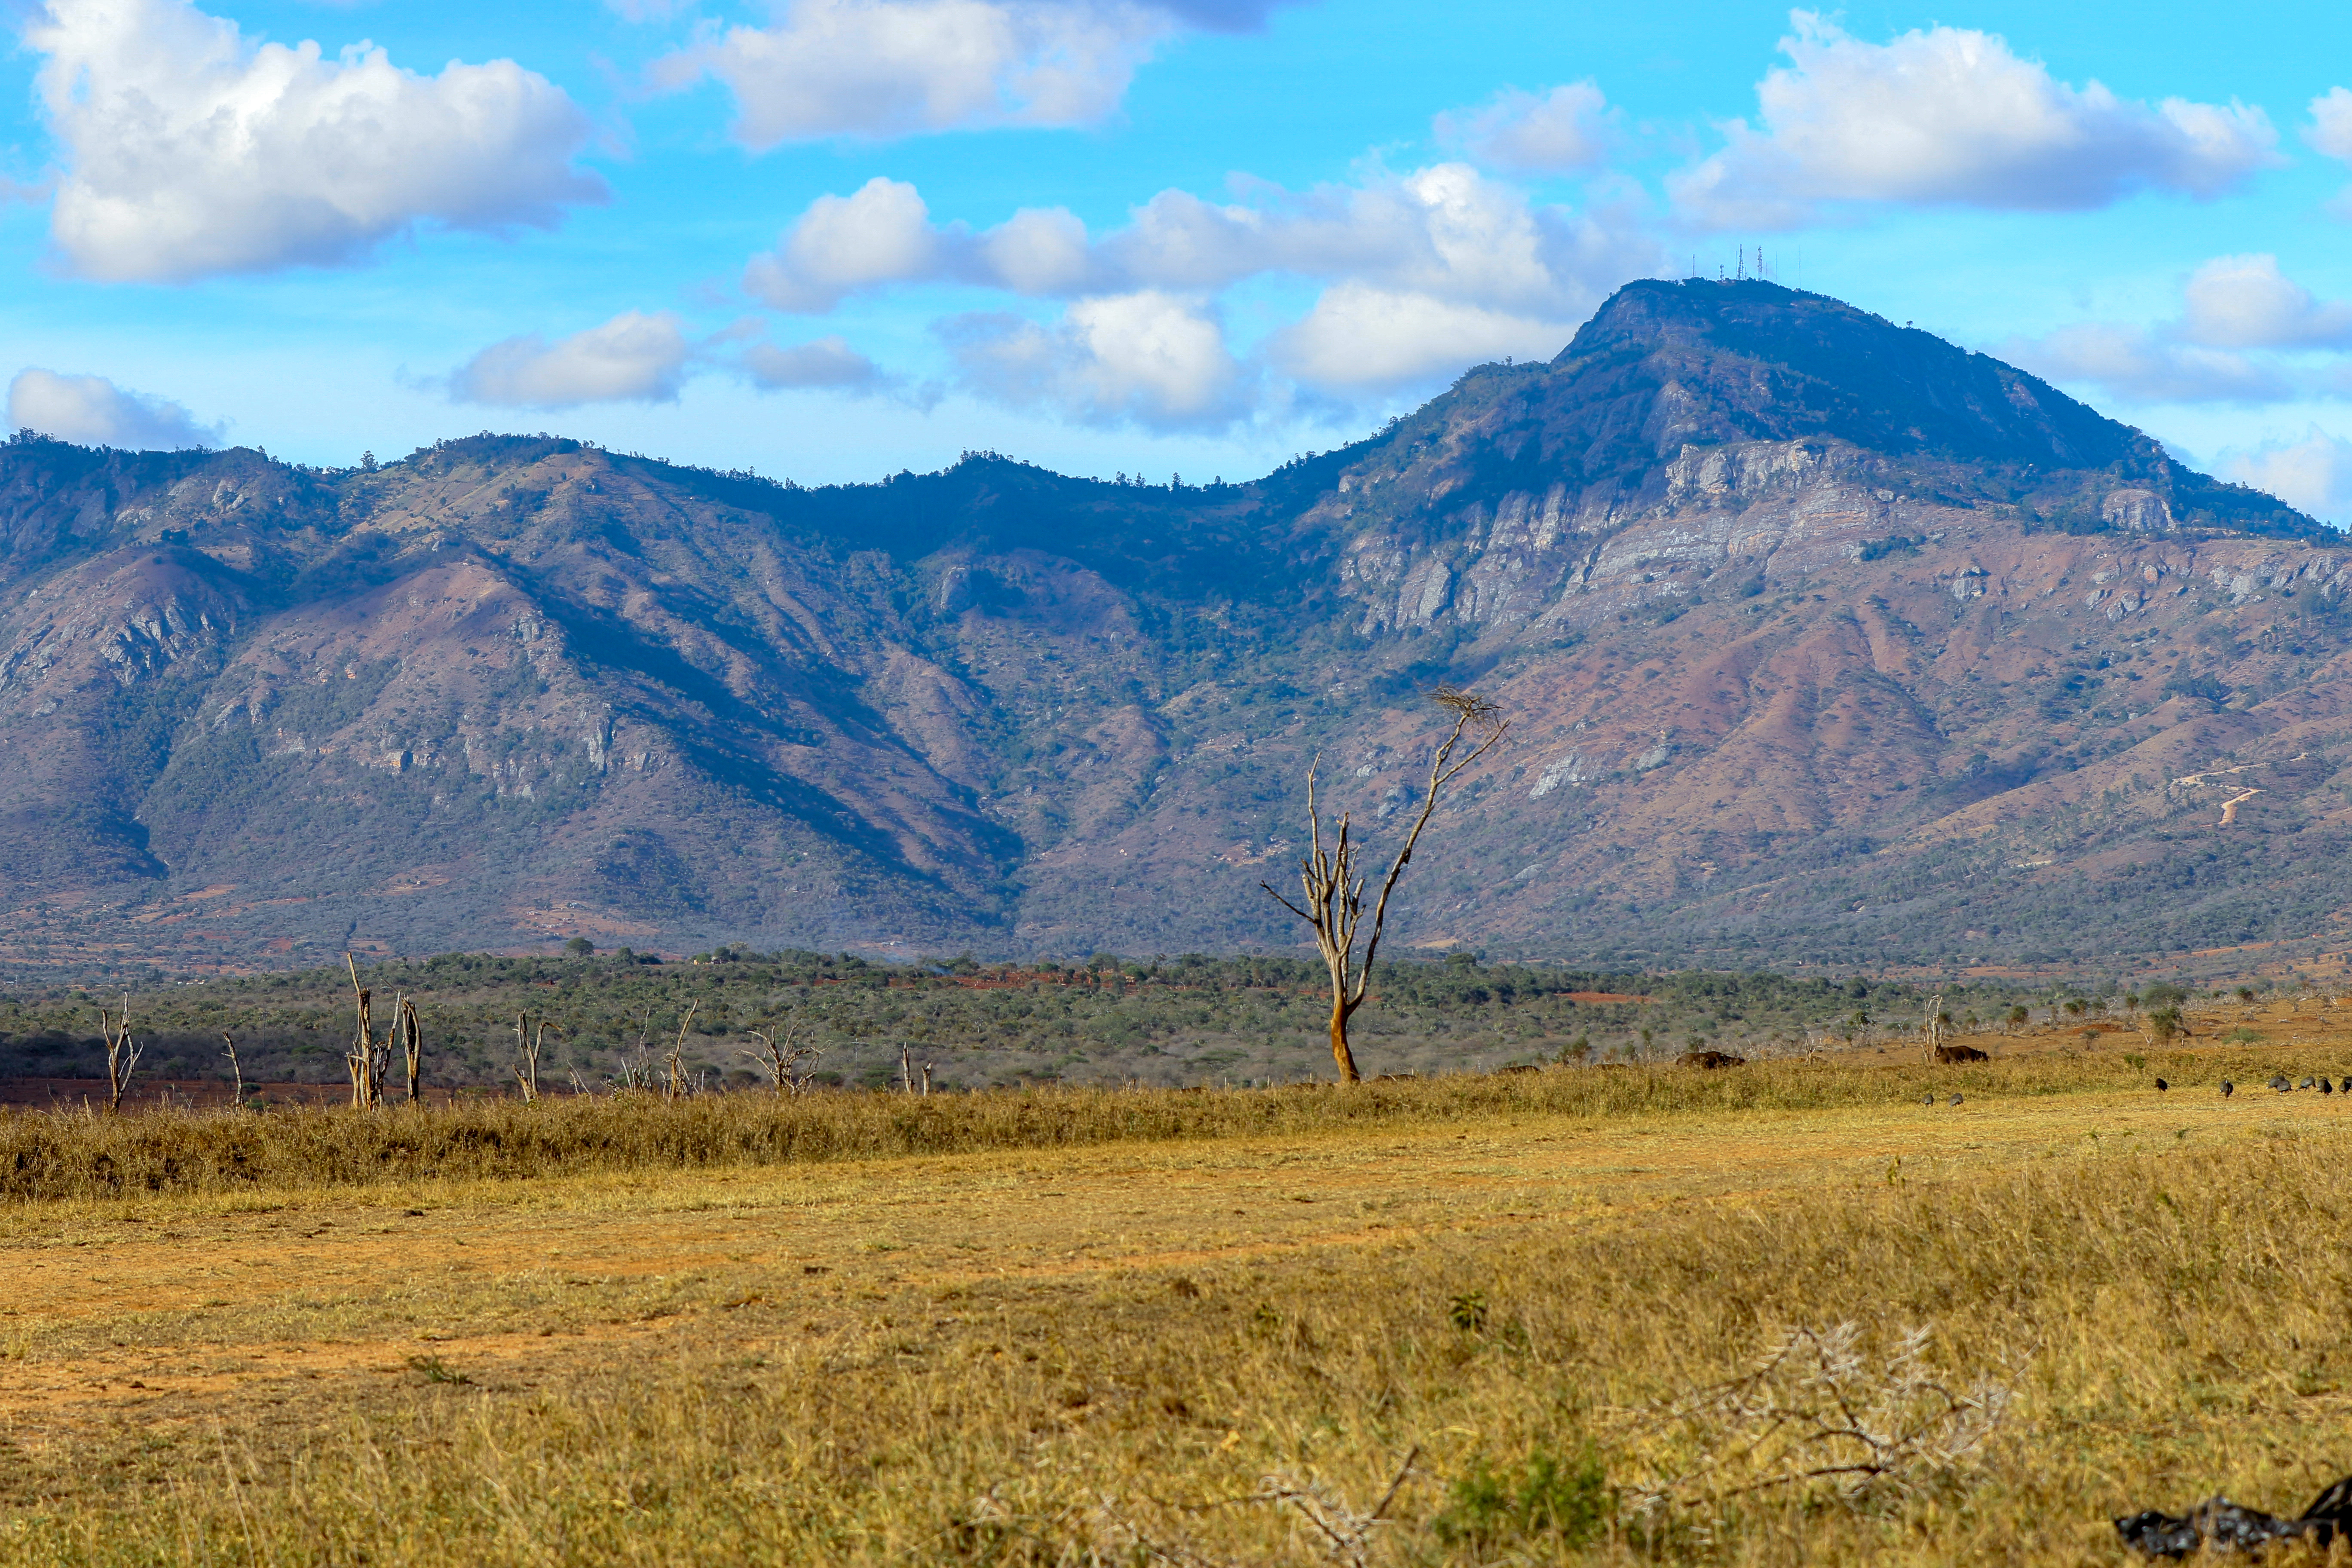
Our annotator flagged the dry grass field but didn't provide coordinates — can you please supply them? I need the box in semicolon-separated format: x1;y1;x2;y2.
8;1002;2352;1565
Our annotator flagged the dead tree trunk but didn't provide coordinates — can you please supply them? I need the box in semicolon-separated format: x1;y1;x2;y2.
1262;686;1507;1083
1920;989;1947;1065
221;1031;245;1108
100;1001;142;1113
343;955;387;1108
401;1000;423;1103
665;1003;697;1101
515;1013;551;1104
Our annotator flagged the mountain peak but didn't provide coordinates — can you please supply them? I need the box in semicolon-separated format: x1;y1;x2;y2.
1336;278;2326;544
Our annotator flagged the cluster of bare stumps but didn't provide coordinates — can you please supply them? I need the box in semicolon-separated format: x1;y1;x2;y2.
89;954;836;1115
339;954;426;1108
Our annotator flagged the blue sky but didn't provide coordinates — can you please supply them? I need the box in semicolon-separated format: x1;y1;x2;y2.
4;0;2352;518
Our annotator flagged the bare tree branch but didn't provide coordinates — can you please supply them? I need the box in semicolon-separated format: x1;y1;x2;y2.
1258;688;1508;1082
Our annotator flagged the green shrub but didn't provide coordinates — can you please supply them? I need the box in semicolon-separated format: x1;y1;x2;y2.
1433;1443;1610;1550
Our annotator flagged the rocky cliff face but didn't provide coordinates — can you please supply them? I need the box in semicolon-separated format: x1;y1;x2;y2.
3;280;2347;974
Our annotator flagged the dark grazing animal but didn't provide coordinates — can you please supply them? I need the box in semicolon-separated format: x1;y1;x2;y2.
1933;1044;1988;1063
1677;1050;1746;1069
2116;1471;2352;1558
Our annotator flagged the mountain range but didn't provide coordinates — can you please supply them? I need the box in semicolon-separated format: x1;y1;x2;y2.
4;278;2349;976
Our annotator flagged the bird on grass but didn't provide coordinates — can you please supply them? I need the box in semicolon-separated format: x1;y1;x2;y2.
2220;1080;2235;1097
1920;1093;1935;1106
2155;1078;2168;1092
1948;1093;1964;1106
2300;1077;2318;1090
2342;1076;2352;1093
2270;1075;2293;1092
2324;1079;2336;1096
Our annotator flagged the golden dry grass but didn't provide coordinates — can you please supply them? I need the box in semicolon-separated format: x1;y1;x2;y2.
0;1019;2337;1201
7;1025;2352;1564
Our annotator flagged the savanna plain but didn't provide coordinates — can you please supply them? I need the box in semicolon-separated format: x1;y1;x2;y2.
11;997;2352;1564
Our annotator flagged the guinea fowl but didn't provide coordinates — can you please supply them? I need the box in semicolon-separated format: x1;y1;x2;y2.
2155;1078;2168;1091
2221;1080;2235;1096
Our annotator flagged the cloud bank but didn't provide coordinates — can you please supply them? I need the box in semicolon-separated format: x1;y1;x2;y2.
28;0;604;282
2000;254;2352;406
655;0;1171;145
1672;13;2278;229
1434;83;1613;175
2220;426;2352;522
453;312;693;408
6;369;224;448
646;0;1312;146
742;160;1660;419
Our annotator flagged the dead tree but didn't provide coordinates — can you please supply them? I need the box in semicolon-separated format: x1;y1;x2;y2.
343;955;390;1109
1920;989;1948;1066
401;1000;424;1103
99;999;142;1113
1262;686;1508;1083
741;1020;823;1096
514;1014;554;1104
664;1003;698;1102
221;1031;245;1108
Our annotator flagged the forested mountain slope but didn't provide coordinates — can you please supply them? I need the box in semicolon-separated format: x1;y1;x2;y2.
3;279;2347;974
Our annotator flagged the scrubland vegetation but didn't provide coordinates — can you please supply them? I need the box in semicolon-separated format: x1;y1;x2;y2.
0;1041;2329;1201
0;947;2141;1097
8;1022;2352;1563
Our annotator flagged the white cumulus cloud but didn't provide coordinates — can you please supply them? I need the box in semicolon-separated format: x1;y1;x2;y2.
26;0;604;283
2218;426;2352;523
744;177;946;311
1998;253;2352;407
452;312;694;408
1273;284;1570;391
1433;82;1613;175
1998;323;2288;407
2307;86;2352;216
654;0;1170;146
2178;254;2352;349
1672;12;2278;229
1098;164;1657;389
973;205;1099;294
6;368;225;448
944;291;1249;430
743;335;887;390
750;160;1659;407
750;162;1653;331
2307;86;2352;161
